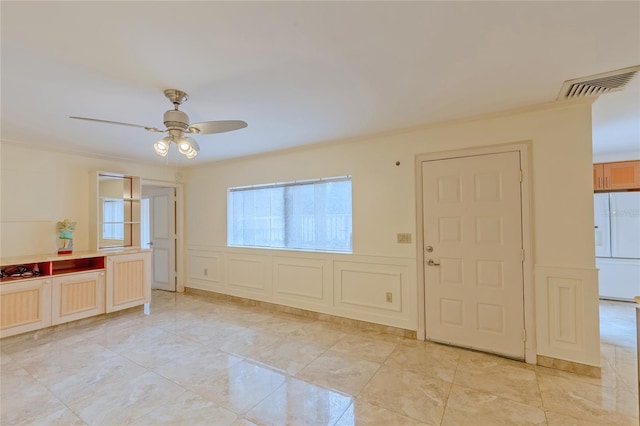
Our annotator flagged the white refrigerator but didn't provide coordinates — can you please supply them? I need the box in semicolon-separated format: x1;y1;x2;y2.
595;192;640;300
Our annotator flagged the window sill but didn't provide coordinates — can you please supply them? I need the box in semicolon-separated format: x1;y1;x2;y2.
226;245;352;255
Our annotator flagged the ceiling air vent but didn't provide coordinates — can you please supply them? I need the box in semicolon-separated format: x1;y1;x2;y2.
557;65;640;100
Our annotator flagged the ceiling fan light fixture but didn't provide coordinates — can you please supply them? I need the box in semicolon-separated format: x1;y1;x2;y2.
154;137;170;157
177;137;195;154
154;134;200;159
185;147;198;159
184;139;200;159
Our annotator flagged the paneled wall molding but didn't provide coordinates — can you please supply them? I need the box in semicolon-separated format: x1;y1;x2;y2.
188;251;222;283
186;245;417;330
272;256;328;301
534;264;600;369
226;253;270;292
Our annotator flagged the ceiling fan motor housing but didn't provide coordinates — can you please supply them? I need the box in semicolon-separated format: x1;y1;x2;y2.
163;109;189;131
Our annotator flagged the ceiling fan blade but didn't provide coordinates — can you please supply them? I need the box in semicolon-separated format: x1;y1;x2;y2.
188;120;248;135
69;116;164;133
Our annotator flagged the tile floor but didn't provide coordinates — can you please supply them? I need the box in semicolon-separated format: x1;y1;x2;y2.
0;291;637;425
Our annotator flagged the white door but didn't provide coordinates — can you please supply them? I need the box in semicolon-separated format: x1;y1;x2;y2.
148;187;176;291
422;151;525;359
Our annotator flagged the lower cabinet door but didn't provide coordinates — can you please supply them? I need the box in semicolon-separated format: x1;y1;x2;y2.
106;252;151;313
52;271;106;325
0;278;52;338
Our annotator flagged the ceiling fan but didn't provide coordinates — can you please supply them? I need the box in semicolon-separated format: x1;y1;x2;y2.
70;89;247;159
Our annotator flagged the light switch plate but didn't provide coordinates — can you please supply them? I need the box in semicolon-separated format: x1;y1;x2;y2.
397;233;412;243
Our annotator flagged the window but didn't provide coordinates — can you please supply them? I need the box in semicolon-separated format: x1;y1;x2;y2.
228;176;352;252
102;198;124;240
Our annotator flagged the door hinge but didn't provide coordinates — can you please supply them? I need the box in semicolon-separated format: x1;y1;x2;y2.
519;170;523;182
523;328;527;341
521;249;525;262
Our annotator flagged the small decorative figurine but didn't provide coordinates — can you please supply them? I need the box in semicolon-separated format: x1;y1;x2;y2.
57;219;76;254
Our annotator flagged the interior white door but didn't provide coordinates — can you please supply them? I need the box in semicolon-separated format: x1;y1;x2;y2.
422;151;525;359
149;187;176;291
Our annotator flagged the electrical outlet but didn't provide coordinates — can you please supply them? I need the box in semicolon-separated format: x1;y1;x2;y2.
397;233;412;243
386;292;393;303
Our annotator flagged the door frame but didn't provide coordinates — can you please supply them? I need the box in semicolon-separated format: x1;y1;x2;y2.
141;179;185;292
415;141;536;363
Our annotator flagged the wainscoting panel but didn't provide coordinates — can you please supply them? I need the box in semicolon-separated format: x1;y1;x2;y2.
337;267;402;312
535;265;600;368
334;260;412;328
550;277;581;347
272;256;327;300
189;252;222;283
186;247;416;331
226;253;269;292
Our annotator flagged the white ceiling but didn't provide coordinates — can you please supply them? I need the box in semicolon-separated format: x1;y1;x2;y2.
2;2;639;166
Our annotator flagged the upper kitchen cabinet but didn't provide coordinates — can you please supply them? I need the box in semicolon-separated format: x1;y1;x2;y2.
593;161;640;191
89;172;141;250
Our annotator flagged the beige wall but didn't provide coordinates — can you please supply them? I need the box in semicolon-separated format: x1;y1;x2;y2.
0;100;600;367
0;143;177;257
183;100;600;366
185;102;595;267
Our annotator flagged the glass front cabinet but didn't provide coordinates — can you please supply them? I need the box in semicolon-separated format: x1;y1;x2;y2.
90;172;141;250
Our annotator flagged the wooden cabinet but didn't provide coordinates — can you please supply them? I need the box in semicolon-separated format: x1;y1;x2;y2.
106;251;151;313
51;270;105;325
594;161;640;191
0;277;52;338
604;161;640;189
593;164;606;190
1;250;149;337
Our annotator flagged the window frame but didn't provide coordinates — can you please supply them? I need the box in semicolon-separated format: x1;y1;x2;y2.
102;197;125;240
227;176;352;253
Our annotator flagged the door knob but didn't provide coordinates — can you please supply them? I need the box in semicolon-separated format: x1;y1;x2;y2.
427;259;440;266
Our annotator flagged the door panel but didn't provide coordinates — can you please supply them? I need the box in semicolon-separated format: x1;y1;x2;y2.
153;247;170;283
52;271;105;325
422;151;524;359
106;252;151;312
